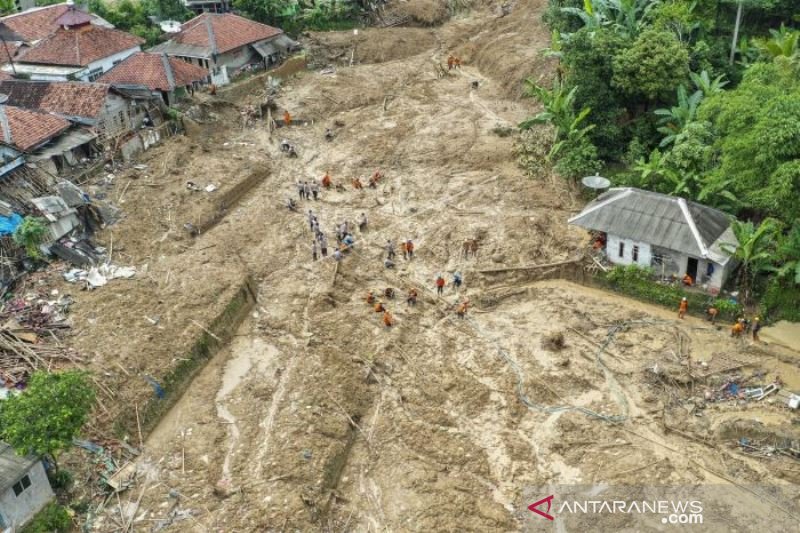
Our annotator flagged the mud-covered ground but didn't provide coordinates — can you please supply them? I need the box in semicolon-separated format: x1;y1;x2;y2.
47;1;800;531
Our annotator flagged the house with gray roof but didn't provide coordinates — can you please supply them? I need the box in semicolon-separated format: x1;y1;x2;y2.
569;187;739;294
0;442;54;530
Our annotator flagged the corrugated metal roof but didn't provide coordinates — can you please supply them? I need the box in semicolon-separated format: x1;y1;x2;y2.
568;188;737;261
149;41;210;59
0;442;37;493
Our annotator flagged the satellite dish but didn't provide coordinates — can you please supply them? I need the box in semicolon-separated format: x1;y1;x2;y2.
160;20;182;33
582;174;611;190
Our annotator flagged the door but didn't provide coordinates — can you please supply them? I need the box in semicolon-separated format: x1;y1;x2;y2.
686;257;699;281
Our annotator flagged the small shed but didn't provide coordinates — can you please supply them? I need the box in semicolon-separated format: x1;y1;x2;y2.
0;442;54;530
569;187;738;294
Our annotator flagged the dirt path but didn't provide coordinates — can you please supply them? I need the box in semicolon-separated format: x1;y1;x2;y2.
78;3;800;531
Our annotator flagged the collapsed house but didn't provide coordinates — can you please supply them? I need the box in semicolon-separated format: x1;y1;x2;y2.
149;12;298;86
99;52;209;106
569;187;739;294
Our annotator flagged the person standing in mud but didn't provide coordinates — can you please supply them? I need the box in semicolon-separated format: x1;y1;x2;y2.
312;240;318;261
320;234;328;257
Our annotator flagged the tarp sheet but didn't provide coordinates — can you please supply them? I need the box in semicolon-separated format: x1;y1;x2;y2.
0;213;22;236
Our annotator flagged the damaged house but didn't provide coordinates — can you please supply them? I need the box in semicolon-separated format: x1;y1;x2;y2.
569;187;739;294
0;442;54;531
99;52;209;106
149;12;297;86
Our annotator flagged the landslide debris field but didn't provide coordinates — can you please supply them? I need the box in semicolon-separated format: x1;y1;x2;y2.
57;3;800;531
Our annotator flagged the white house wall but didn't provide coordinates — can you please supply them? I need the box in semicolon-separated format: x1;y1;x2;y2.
606;234;652;267
0;461;53;529
78;46;142;82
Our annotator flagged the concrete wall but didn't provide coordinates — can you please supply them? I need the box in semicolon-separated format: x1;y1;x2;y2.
79;47;142;82
0;461;53;529
606;234;652;268
98;93;136;138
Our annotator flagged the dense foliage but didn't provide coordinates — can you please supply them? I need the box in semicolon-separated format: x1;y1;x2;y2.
21;503;71;533
602;265;742;320
234;0;364;33
529;0;800;318
0;371;95;471
86;0;192;46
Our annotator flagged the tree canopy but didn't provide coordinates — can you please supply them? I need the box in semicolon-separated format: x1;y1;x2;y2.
0;371;95;468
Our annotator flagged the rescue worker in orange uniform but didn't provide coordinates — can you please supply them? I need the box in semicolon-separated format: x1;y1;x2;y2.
678;297;688;319
731;319;745;337
283;110;292;126
322;171;332;188
682;273;693;286
366;291;375;305
407;288;418;306
383;310;394;327
456;299;469;318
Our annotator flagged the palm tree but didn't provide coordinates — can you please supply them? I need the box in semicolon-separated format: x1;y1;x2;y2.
722;218;782;304
654;85;703;147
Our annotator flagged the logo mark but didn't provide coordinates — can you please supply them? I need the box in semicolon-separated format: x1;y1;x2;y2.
528;495;555;521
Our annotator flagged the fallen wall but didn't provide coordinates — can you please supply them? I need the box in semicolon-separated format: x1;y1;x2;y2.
196;169;269;235
218;56;308;102
117;276;258;438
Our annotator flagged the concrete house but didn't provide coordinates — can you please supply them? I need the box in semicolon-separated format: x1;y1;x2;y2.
150;13;295;86
0;2;113;44
0;80;143;139
569;187;739;294
0;442;54;530
6;6;142;82
99;52;209;106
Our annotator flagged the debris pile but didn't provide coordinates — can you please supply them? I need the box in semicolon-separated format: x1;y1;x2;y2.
0;293;79;383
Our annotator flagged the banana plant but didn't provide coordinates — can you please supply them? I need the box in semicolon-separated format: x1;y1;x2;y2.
654;85;703;147
561;0;659;39
689;70;728;96
519;79;594;159
755;24;800;61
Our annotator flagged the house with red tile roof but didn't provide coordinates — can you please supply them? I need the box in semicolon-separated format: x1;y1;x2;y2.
150;12;297;86
99;52;209;105
4;6;142;82
0;103;69;153
0;2;112;44
0;80;152;137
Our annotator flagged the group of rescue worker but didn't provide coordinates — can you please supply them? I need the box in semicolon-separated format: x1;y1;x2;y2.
678;296;762;342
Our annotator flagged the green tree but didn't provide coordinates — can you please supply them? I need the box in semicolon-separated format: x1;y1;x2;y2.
722;218;782;304
0;0;16;16
0;371;95;471
234;0;291;27
773;222;800;284
698;61;800;223
612;27;690;102
561;27;629;158
13;217;48;260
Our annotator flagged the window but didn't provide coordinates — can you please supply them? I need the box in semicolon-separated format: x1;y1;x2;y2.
86;67;103;82
618;241;625;258
632;245;639;262
12;474;31;497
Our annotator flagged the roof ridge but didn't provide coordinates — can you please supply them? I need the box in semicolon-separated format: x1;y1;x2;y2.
567;188;632;224
677;197;709;257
